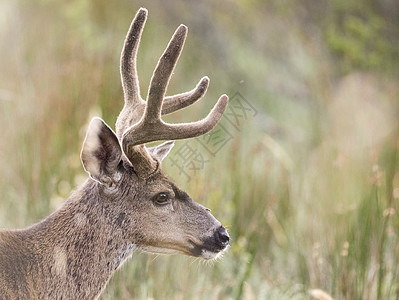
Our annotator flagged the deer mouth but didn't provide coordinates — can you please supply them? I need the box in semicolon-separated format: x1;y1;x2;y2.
188;226;230;260
188;239;228;260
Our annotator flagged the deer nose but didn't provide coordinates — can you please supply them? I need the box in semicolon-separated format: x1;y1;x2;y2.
215;226;230;248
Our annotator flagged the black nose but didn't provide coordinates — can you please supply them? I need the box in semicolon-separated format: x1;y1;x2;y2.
215;226;230;248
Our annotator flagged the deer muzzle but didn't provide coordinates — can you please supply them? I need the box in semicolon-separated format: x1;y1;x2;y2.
189;226;230;260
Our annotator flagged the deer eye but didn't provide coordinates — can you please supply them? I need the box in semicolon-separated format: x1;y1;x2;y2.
154;193;169;205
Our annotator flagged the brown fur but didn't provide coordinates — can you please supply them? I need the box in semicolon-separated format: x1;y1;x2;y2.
0;172;224;299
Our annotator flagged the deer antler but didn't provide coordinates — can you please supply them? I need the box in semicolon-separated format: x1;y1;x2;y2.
116;8;228;177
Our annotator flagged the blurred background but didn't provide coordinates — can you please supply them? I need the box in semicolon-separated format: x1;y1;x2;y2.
0;0;398;299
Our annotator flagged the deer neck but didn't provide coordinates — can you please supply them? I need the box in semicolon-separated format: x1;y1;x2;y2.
22;179;137;299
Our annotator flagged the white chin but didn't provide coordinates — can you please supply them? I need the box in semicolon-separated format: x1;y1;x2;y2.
140;245;182;255
139;245;227;260
201;249;225;260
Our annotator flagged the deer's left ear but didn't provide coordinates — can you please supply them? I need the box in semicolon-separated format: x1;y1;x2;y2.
81;118;122;187
148;141;175;162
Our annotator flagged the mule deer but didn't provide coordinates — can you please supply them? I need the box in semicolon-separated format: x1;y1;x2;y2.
0;8;229;299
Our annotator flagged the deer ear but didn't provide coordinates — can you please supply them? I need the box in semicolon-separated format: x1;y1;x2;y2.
81;118;122;187
148;141;175;162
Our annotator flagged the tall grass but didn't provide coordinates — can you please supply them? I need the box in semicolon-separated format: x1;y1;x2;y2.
0;0;398;299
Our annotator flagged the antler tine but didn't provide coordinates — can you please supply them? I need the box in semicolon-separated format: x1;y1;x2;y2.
122;94;229;150
164;94;229;138
116;8;147;138
120;7;147;103
161;76;209;115
145;24;188;123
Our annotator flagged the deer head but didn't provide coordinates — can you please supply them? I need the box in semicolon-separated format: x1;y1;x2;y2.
80;8;229;259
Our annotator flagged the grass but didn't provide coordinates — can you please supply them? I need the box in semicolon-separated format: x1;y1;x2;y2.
0;0;398;299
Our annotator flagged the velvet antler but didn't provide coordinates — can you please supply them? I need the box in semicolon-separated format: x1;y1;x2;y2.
115;8;228;177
